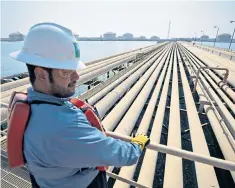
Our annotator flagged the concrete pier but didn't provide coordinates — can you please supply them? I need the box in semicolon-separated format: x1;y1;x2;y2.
1;42;235;188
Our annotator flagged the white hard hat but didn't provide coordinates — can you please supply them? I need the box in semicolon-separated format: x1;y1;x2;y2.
10;22;86;70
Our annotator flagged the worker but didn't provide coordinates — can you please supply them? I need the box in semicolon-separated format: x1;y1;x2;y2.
10;22;150;188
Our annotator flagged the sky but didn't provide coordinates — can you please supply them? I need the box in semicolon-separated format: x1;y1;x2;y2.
1;0;235;39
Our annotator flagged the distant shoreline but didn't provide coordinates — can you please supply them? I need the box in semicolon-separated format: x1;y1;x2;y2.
1;38;24;42
1;38;235;43
0;38;159;42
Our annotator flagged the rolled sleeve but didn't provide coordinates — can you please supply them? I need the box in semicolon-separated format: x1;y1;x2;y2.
50;109;141;168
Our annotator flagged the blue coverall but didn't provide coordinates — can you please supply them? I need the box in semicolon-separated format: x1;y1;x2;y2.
24;87;142;188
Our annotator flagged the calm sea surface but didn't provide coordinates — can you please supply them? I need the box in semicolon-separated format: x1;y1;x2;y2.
2;41;234;78
195;41;235;51
1;41;156;77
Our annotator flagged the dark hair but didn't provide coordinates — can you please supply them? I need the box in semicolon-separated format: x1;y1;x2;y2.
26;64;53;85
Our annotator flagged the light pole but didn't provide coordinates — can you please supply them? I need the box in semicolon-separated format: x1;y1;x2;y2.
213;26;219;48
194;33;197;42
201;30;204;45
229;21;235;50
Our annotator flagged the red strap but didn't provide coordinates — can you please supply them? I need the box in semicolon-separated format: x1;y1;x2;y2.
7;92;29;168
70;98;94;110
70;98;107;171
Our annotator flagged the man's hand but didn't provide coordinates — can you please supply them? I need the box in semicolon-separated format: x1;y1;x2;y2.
131;134;150;150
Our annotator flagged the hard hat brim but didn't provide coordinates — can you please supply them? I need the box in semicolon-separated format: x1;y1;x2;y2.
10;50;86;71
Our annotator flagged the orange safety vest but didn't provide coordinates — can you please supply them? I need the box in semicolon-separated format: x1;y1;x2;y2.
7;91;107;171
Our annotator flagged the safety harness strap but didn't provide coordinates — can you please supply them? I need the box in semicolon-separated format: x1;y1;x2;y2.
28;100;63;106
26;100;91;187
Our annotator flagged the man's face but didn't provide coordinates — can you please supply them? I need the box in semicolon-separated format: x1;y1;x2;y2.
50;69;80;98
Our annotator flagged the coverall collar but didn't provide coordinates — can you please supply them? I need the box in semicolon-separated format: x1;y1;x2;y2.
27;87;71;105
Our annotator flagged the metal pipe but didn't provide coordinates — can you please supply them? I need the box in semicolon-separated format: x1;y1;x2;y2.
1;47;161;105
88;45;169;106
106;131;235;172
87;59;150;103
2;42;234;187
113;57;164;133
180;42;235;102
176;45;219;187
72;47;166;101
0;56;137;102
79;45;161;77
197;65;235;102
111;45;173;187
1;44;162;102
163;45;183;188
80;54;136;76
113;45;172;188
2;46;165;121
0;52;133;93
179;43;235;180
187;50;235;111
84;44;156;67
137;46;174;187
103;45;170;132
183;48;235;139
106;131;235;171
95;48;166;119
184;68;235;180
1;78;30;93
1;45;157;93
193;66;229;93
182;44;235;148
181;42;235;88
194;64;235;114
1;103;9;108
114;46;173;188
77;56;136;85
106;172;150;188
105;46;172;184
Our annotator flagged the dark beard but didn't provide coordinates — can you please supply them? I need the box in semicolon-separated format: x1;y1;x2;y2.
52;89;75;98
51;82;76;98
52;92;71;98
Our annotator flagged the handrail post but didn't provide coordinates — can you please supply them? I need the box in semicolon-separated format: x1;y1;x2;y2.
193;66;229;93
